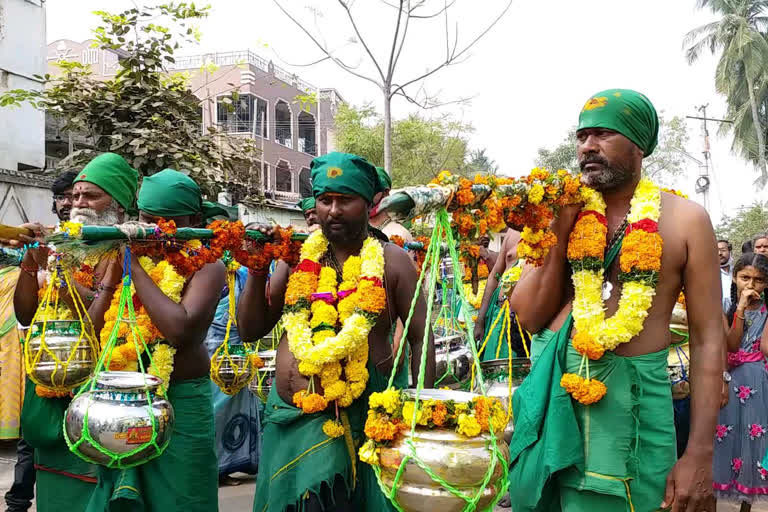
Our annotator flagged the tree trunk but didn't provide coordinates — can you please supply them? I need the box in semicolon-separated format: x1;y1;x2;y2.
383;87;392;174
746;71;768;183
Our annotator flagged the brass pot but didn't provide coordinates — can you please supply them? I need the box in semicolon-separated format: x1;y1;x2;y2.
379;389;509;512
249;350;276;402
26;320;95;390
65;372;174;467
472;358;531;443
213;353;253;390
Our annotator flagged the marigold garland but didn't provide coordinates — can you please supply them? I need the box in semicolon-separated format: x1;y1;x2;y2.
233;226;301;271
283;229;386;420
360;390;508;466
565;178;662;405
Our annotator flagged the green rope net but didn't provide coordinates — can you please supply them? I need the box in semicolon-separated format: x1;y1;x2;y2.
373;208;509;512
24;260;99;393
64;247;172;469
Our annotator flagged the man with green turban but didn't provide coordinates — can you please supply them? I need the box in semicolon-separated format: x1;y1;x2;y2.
370;167;412;245
507;89;724;511
297;196;318;227
13;152;139;512
240;152;435;512
86;168;224;512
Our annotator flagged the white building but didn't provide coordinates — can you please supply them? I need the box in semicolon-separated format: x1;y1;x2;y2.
0;0;46;170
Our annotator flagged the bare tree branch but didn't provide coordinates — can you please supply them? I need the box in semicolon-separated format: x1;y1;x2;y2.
393;88;474;109
390;0;413;77
385;0;406;80
338;0;387;81
389;0;512;98
379;0;457;19
272;0;382;88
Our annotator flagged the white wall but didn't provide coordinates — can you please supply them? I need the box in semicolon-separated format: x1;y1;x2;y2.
0;0;46;170
0;182;56;226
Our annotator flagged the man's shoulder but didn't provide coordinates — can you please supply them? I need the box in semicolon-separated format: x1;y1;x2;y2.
661;191;711;229
382;222;412;241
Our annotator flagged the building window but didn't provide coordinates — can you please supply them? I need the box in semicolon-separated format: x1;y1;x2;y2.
81;49;99;65
299;167;311;197
298;111;317;156
275;161;292;192
275;100;292;148
216;94;268;135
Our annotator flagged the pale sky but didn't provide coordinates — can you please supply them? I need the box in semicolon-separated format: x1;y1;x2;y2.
46;0;764;225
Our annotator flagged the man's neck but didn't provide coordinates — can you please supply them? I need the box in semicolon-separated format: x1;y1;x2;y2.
601;175;641;212
369;210;389;228
328;233;367;264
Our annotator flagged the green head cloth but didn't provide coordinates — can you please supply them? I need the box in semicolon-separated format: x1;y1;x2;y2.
138;169;224;222
311;152;378;203
376;166;392;192
577;89;659;157
74;153;139;214
297;197;316;213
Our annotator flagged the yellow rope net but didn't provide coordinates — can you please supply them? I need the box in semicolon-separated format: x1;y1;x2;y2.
24;262;99;393
210;267;263;395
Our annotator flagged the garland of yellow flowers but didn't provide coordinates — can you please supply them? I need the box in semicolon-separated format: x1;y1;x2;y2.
100;256;186;390
463;279;487;310
561;178;663;404
282;230;386;435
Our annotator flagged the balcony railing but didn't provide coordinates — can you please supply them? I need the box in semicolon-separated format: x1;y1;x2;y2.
167;49;316;93
298;139;317;156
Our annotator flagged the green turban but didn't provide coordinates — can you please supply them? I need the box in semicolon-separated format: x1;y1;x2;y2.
137;169;224;221
74;153;139;213
376;166;392;192
311;152;378;203
577;89;659;156
297;197;316;213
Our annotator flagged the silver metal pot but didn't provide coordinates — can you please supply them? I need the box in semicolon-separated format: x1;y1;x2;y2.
379;389;509;512
249;350;276;402
472;358;531;443
213;353;253;390
65;371;174;467
434;334;474;387
26;320;95;390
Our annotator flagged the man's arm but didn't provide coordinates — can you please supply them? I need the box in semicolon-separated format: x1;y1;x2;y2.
13;224;50;326
236;261;289;342
509;205;580;332
387;245;436;387
662;205;722;511
131;259;226;348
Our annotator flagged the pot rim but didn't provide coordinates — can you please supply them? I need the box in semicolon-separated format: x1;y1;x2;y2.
96;371;163;391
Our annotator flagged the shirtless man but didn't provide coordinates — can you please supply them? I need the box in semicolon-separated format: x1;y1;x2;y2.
87;169;223;511
508;90;723;512
474;229;524;360
240;152;435;512
369;166;413;243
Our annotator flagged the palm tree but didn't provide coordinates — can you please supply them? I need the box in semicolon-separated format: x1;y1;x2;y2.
685;0;768;183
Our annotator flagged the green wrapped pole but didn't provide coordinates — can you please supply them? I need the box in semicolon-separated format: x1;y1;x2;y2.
48;226;308;244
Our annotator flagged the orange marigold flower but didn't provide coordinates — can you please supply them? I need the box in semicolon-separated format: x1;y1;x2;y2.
575;379;607;405
285;271;318;306
358;282;387;313
35;385;69;398
390;235;405;248
432;401;448;426
364;412;401;442
299;392;328;413
572;332;605;360
619;230;663;273
560;373;583;394
567;215;607;261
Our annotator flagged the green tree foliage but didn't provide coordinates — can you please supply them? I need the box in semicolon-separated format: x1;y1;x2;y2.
334;103;472;187
685;0;768;183
534;115;690;184
464;149;499;176
716;201;768;255
0;3;260;195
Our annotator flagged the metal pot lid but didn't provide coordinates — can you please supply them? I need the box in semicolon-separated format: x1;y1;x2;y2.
403;388;479;402
96;371;163;390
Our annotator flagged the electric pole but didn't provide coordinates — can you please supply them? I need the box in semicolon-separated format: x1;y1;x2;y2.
686;105;732;213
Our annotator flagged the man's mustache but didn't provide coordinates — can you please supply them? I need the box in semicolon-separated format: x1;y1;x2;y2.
579;155;609;171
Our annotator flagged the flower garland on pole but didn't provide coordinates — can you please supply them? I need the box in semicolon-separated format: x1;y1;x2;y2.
282;229;387;437
561;178;663;404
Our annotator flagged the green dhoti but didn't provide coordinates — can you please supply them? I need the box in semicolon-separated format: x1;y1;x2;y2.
481;286;510;362
253;356;408;512
508;315;676;512
529;329;555;367
21;379;97;512
85;377;218;512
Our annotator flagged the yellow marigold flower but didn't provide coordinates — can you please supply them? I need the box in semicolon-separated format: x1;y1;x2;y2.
402;401;430;426
310;301;338;328
455;402;470;416
572;332;605;360
297;360;321;376
323;381;347;401
317;267;338;295
369;389;401;415
457;413;482;437
338;390;355;408
322;419;345;438
530;168;549;181
342;256;362;283
527;184;545;205
358;439;380;466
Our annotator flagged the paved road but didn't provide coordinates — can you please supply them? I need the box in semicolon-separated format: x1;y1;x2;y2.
0;440;764;511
